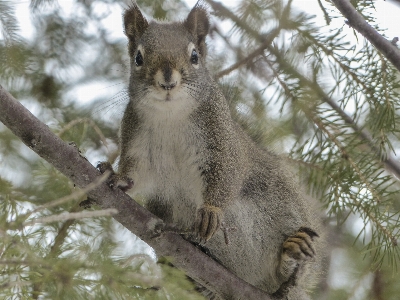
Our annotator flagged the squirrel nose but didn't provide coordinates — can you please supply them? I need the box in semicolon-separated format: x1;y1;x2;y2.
159;82;177;90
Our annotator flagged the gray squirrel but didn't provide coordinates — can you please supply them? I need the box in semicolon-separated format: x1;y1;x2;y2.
99;2;323;299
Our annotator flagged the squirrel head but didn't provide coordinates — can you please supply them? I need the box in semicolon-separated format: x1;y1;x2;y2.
123;2;210;103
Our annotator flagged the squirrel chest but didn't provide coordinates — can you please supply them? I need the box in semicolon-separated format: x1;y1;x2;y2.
124;94;206;226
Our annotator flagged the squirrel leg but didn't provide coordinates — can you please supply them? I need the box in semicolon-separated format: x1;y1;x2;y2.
278;227;319;282
195;204;222;242
97;161;133;192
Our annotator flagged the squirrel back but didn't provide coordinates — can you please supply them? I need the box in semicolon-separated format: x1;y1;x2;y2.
111;3;325;299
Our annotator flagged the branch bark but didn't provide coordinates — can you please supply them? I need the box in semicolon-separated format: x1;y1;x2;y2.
0;84;273;299
331;0;400;73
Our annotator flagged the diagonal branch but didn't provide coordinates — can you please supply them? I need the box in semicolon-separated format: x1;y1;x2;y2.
215;27;281;79
0;84;273;299
331;0;400;73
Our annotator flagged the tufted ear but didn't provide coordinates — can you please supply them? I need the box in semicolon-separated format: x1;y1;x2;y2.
184;2;210;57
123;4;149;57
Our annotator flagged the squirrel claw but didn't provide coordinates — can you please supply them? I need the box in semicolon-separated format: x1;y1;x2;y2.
97;161;114;174
195;205;222;243
283;227;318;259
96;161;134;192
279;227;319;280
108;174;134;192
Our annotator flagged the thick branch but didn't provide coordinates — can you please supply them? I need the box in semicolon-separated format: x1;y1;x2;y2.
331;0;400;73
0;84;273;299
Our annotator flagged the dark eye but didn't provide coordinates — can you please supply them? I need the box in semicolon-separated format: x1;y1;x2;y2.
135;50;143;66
191;49;198;64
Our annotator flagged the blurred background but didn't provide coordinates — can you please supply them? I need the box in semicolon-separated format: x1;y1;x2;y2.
1;0;400;299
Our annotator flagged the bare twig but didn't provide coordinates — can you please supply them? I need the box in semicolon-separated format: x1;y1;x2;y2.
23;208;118;227
317;0;331;25
58;117;109;149
28;171;109;217
216;27;281;79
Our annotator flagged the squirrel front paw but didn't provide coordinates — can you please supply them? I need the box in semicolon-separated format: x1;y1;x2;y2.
279;227;319;280
97;161;133;192
195;205;222;242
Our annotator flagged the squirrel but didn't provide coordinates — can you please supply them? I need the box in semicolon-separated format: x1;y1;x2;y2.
98;2;323;299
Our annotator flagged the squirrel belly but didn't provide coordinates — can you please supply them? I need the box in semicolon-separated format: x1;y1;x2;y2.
123;89;206;229
110;2;324;299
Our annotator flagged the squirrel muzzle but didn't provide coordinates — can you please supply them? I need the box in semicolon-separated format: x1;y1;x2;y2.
154;67;181;98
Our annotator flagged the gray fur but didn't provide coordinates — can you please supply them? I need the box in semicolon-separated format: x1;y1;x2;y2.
117;3;323;299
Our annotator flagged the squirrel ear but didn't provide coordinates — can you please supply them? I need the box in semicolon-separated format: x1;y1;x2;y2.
124;4;149;56
184;2;210;57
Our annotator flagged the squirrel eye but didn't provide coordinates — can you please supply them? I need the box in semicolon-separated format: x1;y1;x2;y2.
135;50;143;66
190;49;198;65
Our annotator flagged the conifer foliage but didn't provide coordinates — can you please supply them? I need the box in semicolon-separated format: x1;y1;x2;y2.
1;0;400;298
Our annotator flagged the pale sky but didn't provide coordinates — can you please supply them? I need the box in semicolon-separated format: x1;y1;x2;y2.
12;1;400;41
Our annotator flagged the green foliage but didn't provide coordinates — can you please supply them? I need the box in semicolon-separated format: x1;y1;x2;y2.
1;0;400;299
0;0;20;45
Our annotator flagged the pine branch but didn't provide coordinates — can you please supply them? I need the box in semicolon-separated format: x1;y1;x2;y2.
0;0;20;44
331;0;400;72
0;84;275;299
215;27;281;79
31;203;83;299
265;57;398;247
206;0;400;181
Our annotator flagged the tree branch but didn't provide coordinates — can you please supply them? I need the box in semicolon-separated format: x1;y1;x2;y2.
215;27;281;79
0;84;274;299
331;0;400;72
206;0;400;180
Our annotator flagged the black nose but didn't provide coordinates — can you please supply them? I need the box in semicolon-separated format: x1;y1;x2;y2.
159;82;177;90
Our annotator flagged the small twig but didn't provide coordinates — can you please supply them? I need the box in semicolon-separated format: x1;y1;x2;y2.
215;27;281;79
33;171;110;214
23;208;118;227
7;171;110;229
0;279;32;290
317;0;331;25
58;117;109;149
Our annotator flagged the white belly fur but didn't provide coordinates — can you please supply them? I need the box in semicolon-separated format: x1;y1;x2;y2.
124;91;205;228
